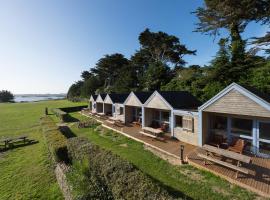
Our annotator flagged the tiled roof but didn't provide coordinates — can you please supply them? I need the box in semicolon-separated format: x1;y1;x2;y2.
100;94;107;100
108;93;129;103
158;91;202;109
91;94;98;101
133;92;153;104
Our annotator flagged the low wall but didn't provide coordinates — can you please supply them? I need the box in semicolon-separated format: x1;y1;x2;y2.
55;163;73;200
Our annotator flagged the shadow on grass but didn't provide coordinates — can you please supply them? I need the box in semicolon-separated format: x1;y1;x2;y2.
59;126;76;138
64;114;80;123
0;140;39;152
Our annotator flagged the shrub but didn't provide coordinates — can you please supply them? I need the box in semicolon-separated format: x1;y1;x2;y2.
51;108;68;122
40;116;68;163
67;137;176;200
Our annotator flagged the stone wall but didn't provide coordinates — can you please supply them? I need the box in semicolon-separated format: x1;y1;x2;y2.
55;163;73;200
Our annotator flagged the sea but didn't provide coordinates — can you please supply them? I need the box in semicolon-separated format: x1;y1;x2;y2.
14;95;66;103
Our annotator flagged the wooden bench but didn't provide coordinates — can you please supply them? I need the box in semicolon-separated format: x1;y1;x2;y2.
198;153;249;178
139;130;165;141
199;144;251;178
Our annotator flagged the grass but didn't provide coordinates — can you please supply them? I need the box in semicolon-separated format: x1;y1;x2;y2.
0;100;86;200
65;112;261;200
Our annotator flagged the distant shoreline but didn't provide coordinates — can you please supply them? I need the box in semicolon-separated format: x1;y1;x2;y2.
14;95;66;103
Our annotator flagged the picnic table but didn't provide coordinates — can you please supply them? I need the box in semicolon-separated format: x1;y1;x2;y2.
140;127;165;141
198;144;251;178
142;127;163;136
0;135;29;150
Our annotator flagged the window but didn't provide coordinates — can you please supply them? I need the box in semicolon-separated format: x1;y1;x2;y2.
259;141;270;155
161;112;169;122
183;117;194;132
93;103;96;109
175;116;183;128
259;122;270;140
120;107;124;115
231;118;252;136
153;110;160;120
211;115;227;130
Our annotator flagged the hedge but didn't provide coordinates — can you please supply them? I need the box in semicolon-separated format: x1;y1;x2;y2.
40;116;68;163
51;108;68;122
67;137;177;200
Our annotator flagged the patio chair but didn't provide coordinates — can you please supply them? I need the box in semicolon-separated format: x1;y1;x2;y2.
228;138;245;154
159;123;169;132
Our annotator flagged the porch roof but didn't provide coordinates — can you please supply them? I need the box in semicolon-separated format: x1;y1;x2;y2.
133;92;153;104
158;91;202;110
108;93;129;104
90;94;98;101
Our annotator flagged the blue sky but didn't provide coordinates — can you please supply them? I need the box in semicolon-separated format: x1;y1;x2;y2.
0;0;267;94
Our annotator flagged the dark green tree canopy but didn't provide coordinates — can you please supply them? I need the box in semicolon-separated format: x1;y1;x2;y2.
0;90;14;102
138;28;196;67
194;0;270;36
91;53;130;91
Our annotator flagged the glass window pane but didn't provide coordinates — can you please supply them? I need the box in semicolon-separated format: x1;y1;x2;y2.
175;116;183;127
153;110;160;120
231;118;252;136
161;112;169;122
210;115;227;130
259;141;270;155
259;122;270;140
120;107;123;115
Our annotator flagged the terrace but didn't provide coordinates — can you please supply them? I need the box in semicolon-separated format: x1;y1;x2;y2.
82;109;270;198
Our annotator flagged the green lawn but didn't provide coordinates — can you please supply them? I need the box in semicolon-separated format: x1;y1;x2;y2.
66;112;260;200
0;100;86;200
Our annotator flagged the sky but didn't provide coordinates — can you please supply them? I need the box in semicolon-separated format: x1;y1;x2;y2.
0;0;268;94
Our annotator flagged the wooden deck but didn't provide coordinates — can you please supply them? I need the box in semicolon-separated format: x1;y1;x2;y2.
81;111;270;197
81;111;196;161
188;148;270;197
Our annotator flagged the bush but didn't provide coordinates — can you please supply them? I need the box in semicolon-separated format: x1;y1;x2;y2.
40;116;68;163
67;137;176;200
51;108;68;122
0;90;14;102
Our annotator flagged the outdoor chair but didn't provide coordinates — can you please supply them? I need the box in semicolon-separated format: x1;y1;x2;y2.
228;138;245;154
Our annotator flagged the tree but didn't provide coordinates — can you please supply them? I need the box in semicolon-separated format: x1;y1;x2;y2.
249;61;270;94
138;28;196;68
194;0;270;85
143;62;171;91
80;76;101;98
67;81;83;99
81;71;92;81
162;65;205;100
207;38;231;84
91;54;130;91
0;90;14;102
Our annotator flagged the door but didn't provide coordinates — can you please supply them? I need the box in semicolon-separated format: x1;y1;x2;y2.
258;121;270;158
